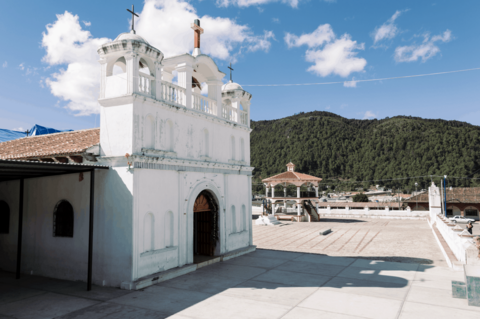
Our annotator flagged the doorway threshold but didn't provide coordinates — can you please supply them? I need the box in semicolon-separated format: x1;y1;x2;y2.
194;255;221;269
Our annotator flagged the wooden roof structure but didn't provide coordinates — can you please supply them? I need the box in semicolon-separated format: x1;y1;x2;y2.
262;162;322;187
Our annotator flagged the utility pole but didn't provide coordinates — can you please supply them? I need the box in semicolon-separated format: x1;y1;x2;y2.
444;175;447;217
415;182;418;210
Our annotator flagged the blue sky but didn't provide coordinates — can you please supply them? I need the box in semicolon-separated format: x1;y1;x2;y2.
0;0;478;131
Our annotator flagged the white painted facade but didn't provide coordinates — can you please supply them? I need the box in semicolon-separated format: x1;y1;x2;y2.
0;29;254;288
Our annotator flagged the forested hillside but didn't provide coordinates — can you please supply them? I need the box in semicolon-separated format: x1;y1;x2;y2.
250;111;480;192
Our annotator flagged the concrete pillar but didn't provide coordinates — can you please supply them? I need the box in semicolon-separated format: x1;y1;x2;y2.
154;61;162;101
297;202;301;216
272;187;275;198
125;53;139;95
316;202;319;213
297;186;300;198
315;186;319;198
176;63;193;108
461;209;465;217
99;58;107;99
284;201;287;208
284;187;287;198
265;186;269;198
272;204;276;216
207;80;222;116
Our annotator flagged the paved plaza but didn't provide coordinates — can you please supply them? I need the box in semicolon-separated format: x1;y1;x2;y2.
0;218;479;318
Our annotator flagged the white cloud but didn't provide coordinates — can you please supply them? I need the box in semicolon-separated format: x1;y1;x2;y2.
83;21;91;27
2;61;6;68
363;111;376;119
343;78;356;87
41;0;271;116
216;0;299;8
394;30;452;63
136;0;274;61
285;24;334;48
372;10;407;45
19;63;25;70
272;18;280;23
285;24;366;77
13;127;25;132
325;105;331;110
42;11;110;116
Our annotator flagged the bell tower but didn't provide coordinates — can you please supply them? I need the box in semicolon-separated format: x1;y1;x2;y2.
97;26;164;157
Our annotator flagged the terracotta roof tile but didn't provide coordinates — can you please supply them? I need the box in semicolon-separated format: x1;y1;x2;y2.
405;187;480;204
0;128;100;160
262;171;322;183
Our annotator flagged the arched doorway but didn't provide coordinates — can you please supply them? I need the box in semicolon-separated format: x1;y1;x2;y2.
193;191;219;257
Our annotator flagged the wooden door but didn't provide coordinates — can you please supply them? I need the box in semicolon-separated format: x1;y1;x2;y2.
194;193;214;256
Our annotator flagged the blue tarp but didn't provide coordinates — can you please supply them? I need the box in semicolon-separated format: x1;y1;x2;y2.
0;124;72;143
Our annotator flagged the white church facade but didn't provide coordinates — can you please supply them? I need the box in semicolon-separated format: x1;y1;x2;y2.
0;19;254;289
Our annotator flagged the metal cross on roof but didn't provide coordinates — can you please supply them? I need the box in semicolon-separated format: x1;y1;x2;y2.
24;129;31;137
126;5;139;34
228;63;234;82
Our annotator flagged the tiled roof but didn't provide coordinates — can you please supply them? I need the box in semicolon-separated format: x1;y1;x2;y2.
262;171;322;182
0;128;100;160
317;202;403;208
405;187;480;204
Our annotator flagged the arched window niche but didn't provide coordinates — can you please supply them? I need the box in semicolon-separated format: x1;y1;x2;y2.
231;205;237;234
0;200;10;234
165;120;174;152
241;205;246;232
203;129;209;157
240;138;245;162
231;136;236;160
143;213;155;253
144;114;155;149
164;211;174;248
53;200;74;238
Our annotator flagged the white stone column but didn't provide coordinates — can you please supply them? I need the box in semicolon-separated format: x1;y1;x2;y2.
316;202;319;213
265;186;269;198
207;80;222;117
297;202;302;216
272;203;276;216
297;186;300;198
231;99;240;123
284;187;287;198
245;101;251;128
162;69;174;83
315;186;319;198
272;187;275;198
284;200;287;208
98;58;107;99
153;61;162;101
176;63;193;107
125;53;139;95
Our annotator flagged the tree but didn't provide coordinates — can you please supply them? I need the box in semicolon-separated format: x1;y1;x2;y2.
353;193;369;202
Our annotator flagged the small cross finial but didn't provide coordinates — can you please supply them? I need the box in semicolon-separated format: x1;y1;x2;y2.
228;63;234;82
127;5;139;34
25;129;31;137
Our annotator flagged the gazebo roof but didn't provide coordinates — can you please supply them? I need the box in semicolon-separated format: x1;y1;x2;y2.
262;163;322;187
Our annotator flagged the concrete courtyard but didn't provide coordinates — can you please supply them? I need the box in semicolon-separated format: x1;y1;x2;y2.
0;218;478;318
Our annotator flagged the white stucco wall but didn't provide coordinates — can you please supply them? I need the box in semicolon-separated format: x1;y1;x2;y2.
130;167;252;281
0;167;134;287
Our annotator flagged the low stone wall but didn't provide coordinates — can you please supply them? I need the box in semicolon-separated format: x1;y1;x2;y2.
318;208;428;220
432;212;477;264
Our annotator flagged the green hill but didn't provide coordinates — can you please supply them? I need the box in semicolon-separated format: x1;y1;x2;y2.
250;111;480;192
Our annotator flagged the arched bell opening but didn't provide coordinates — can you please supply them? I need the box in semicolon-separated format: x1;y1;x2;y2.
193;190;219;259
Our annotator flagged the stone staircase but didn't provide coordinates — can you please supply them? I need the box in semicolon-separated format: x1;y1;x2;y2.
303;200;320;222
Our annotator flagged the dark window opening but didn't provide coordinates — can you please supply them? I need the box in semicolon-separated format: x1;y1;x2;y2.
465;209;478;217
0;200;10;234
53;200;74;237
446;209;453;216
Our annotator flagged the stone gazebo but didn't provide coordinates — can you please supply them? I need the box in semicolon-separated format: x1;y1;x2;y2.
262;163;322;222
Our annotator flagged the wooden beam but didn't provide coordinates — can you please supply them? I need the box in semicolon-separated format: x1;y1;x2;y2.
68;156;83;163
54;157;69;163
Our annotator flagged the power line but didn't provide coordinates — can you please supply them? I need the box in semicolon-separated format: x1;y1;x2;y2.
242;67;480;87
